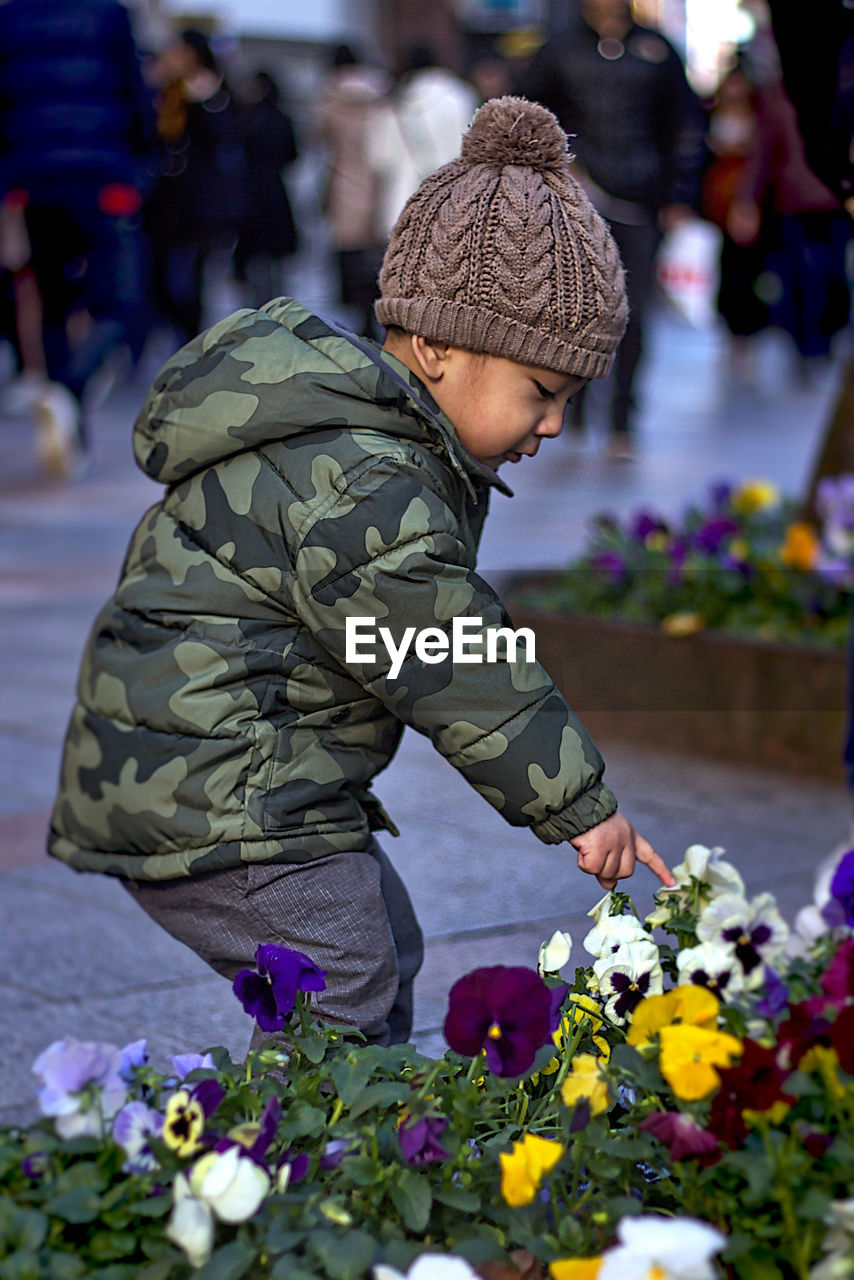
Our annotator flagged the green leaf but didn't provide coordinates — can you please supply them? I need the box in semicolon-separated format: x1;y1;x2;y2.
196;1240;259;1280
271;1259;321;1280
329;1060;373;1106
3;1249;41;1280
43;1186;103;1224
88;1231;140;1262
278;1102;328;1140
295;1035;328;1065
731;1250;786;1280
308;1229;376;1280
433;1187;480;1213
44;1254;87;1280
346;1082;408;1121
388;1169;432;1233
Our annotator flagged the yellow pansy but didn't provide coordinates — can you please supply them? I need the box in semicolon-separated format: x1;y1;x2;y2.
732;479;780;513
780;521;818;570
627;986;720;1047
801;1045;845;1100
744;1099;792;1128
550;1259;603;1280
560;1054;611;1116
163;1089;205;1157
659;1024;742;1101
729;537;750;561
661;612;705;637
645;531;670;552
499;1133;565;1207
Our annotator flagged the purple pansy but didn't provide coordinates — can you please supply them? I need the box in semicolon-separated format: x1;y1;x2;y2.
320;1138;358;1171
820;939;854;1007
398;1115;450;1166
21;1152;49;1180
32;1038;127;1139
119;1039;148;1081
692;518;740;555
709;480;733;511
233;943;327;1032
278;1149;310;1185
755;967;789;1019
829;850;854;927
548;984;569;1032
443;965;554;1077
113;1101;164;1174
216;1096;282;1167
592;551;627;583
629;511;668;542
170;1052;216;1080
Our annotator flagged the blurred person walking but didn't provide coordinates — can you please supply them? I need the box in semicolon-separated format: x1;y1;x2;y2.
729;5;852;378
701;64;770;385
0;0;155;478
145;28;249;346
316;45;390;336
521;0;705;457
232;70;299;310
367;45;479;245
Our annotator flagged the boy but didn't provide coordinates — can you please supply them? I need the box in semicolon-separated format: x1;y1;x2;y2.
48;97;673;1048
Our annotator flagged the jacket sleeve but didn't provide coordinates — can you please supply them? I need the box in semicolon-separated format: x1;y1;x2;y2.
288;457;617;842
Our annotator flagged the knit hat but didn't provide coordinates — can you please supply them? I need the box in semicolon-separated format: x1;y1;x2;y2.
375;96;627;379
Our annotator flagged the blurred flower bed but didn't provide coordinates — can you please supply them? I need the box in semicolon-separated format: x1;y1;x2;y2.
511;477;854;649
3;842;854;1279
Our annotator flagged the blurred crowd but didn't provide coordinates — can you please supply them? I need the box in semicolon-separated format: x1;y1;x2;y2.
0;0;851;480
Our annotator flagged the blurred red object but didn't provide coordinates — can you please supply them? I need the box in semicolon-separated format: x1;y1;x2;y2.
97;183;142;217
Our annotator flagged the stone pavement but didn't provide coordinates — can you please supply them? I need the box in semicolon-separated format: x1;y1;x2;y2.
1;297;851;1127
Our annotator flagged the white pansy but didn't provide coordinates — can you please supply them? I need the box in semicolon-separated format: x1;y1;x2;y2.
187;1145;270;1224
373;1254;480;1280
599;1214;727;1280
112;1101;163;1174
786;904;831;959
676;941;744;1000
593;939;664;1025
587;890;618;923
538;929;573;975
584;913;654;960
646;845;745;927
697;892;789;983
166;1176;215;1269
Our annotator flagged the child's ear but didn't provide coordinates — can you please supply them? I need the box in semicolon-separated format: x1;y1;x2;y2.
409;335;451;381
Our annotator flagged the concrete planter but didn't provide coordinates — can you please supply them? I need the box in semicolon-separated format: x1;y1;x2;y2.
504;575;849;783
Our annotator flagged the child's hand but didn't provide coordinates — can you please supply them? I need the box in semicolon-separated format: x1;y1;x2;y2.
570;813;674;891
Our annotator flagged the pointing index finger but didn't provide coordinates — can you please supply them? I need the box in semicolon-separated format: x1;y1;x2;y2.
636;838;675;888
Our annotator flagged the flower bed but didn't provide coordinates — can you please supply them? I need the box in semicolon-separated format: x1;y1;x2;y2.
3;843;854;1279
502;478;853;781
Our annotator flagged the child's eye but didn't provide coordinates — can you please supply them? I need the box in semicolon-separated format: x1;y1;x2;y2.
533;380;555;399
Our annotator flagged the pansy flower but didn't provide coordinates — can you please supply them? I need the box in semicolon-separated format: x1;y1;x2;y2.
398;1115;450;1166
218;1096;282;1168
162;1080;223;1158
560;1053;611;1116
658;1024;742;1101
166;1146;270;1268
676;941;744;1001
775;1002;834;1071
829;850;854;927
638;1111;720;1163
597;1214;727;1280
499;1133;564;1207
233;943;327;1033
754;966;790;1020
818;939;854;1008
627;985;720;1048
696;892;788;980
443;965;555;1077
538;929;573;975
32;1037;128;1140
593;940;664;1024
113;1101;164;1174
645;845;744;927
583;912;654;961
708;1039;794;1146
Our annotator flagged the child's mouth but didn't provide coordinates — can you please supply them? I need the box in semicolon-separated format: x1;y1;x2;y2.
505;451;522;463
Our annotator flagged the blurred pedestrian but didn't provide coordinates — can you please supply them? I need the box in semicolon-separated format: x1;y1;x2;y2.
701;65;770;384
521;0;705;457
145;28;249;346
232;70;299;309
316;45;390;336
729;8;852;376
367;44;479;245
0;0;155;477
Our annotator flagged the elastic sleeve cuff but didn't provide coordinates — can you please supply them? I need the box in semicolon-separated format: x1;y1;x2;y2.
531;784;618;844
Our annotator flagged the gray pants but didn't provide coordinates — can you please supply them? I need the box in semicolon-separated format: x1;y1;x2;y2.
121;842;424;1049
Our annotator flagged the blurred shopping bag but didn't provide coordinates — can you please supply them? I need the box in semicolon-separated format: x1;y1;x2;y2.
654;218;721;328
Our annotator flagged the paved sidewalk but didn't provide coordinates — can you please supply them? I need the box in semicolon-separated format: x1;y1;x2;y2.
1;303;850;1126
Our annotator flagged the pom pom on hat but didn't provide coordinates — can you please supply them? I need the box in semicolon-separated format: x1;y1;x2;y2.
460;95;570;174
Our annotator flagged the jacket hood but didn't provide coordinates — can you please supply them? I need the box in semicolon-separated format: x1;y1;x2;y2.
133;298;510;498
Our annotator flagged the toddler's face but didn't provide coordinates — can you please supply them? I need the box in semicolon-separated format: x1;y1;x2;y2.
434;350;586;471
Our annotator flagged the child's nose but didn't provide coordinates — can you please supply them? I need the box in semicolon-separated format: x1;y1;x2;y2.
538;405;566;437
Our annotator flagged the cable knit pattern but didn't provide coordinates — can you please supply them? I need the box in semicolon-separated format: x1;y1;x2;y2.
376;96;627;378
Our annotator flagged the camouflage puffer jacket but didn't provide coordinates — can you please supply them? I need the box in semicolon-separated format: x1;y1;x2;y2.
48;299;617;880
